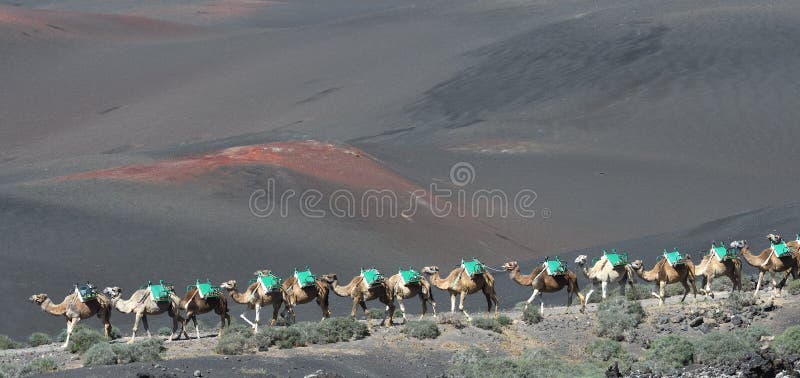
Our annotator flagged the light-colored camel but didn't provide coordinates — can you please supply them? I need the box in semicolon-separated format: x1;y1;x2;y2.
178;287;231;340
630;257;697;306
733;239;798;296
102;286;182;343
220;277;284;332
574;255;635;303
694;248;742;298
384;271;437;322
321;273;395;326
279;275;331;323
502;261;585;315
29;292;112;349
421;266;498;320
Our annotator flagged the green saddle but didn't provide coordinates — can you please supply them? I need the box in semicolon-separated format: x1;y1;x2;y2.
361;268;385;286
294;267;317;288
187;279;220;299
145;280;173;302
772;241;791;257
251;272;283;293
461;258;486;277
399;267;422;286
710;242;736;261
663;248;686;266
75;283;98;303
603;249;628;267
543;256;567;276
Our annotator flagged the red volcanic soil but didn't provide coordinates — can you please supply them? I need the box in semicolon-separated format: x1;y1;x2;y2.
60;141;420;191
0;4;196;42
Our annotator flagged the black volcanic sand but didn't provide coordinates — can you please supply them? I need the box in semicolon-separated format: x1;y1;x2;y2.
3;0;800;340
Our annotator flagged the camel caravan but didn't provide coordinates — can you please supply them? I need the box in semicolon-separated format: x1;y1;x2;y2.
29;233;800;348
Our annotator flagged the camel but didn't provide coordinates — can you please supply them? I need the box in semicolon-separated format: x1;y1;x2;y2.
501;261;585;315
178;286;230;340
321;273;395;326
279;274;331;323
384;269;437;322
421;265;498;320
29;289;112;349
574;254;635;303
630;256;697;306
102;286;183;343
694;244;742;298
733;239;799;296
220;274;284;332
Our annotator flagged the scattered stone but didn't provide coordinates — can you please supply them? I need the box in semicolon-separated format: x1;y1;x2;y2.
689;317;704;327
304;370;344;378
194;370;202;377
731;315;744;326
672;314;685;323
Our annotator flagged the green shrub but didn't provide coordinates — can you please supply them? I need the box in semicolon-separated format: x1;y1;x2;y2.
625;285;651;301
109;326;122;340
365;309;385;320
663;283;687;297
472;318;504;334
0;335;20;350
23;358;57;374
521;307;543;325
693;329;763;363
402;320;440;339
157;327;173;337
309;317;369;344
82;342;117;366
214;332;256;355
27;332;51;347
638;335;694;373
725;292;757;312
0;363;24;378
586;339;624;361
446;347;604;378
258;327;306;349
786;279;800;295
67;327;105;354
496;315;513;326
57;324;87;342
595;296;644;341
773;326;800;356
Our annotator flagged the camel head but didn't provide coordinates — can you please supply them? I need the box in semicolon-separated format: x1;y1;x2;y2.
501;261;519;271
253;269;271;276
219;280;237;290
319;274;338;283
767;234;782;244
420;266;439;275
574;255;588;265
629;260;644;271
29;294;48;304
102;287;122;299
730;240;748;250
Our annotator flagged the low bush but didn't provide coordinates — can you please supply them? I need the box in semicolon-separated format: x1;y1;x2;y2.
82;342;117;366
27;332;51;347
496;315;513;326
0;335;20;350
113;338;165;363
786;279;800;295
402;321;440;339
109;326;123;340
214;332;256;355
258;327;306;349
67;327;105;354
625;285;651;301
693;328;764;364
586;339;625;361
773;326;800;356
595;296;645;341
23;358;57;375
437;315;468;329
472;318;504;334
446;347;604;378
157;327;173;337
521;307;543;325
725;292;757;312
637;335;694;374
308;317;369;344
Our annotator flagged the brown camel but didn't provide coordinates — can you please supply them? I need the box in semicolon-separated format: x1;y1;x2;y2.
421;266;498;320
630;256;697;306
321;273;395;326
694;244;742;298
220;275;284;332
102;286;183;343
733;239;799;296
178;287;230;339
574;254;635;303
502;261;585;315
29;290;112;349
385;269;437;322
279;274;331;323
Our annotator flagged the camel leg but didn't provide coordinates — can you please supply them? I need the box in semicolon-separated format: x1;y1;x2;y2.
601;281;608;300
192;316;201;340
142;314;152;338
754;271;765;297
239;312;256;328
270;302;280;327
680;280;690;303
776;271;791;297
168;312;178;342
429;293;438;319
350;297;361;318
450;293;457;314
253;303;261;333
381;296;395;326
62;318;79;349
395;297;408;323
129;312;143;344
458;291;471;321
219;312;228;337
523;289;539;311
585;281;597;305
101;310;112;339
